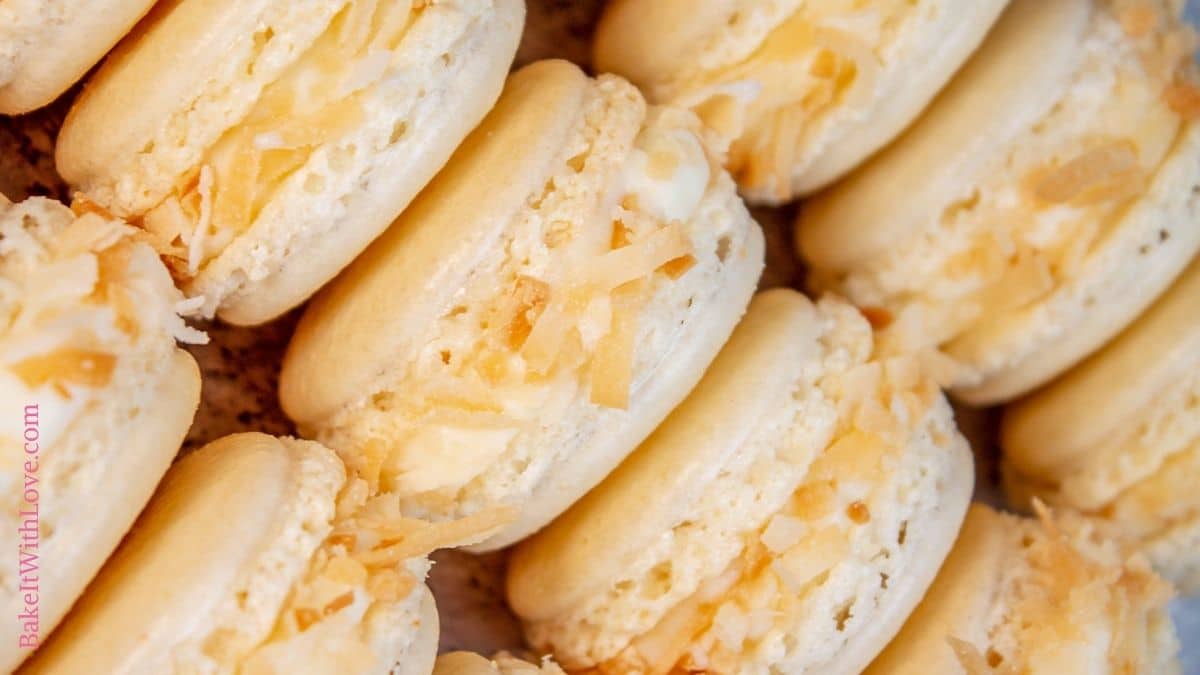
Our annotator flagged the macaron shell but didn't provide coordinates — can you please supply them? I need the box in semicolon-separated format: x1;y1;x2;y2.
798;0;1091;269
950;119;1200;405
0;0;157;114
212;0;526;326
434;651;500;675
0;348;200;674
281;59;588;427
826;427;976;675
20;433;328;674
1004;255;1200;477
399;587;441;675
863;504;1010;675
507;289;822;618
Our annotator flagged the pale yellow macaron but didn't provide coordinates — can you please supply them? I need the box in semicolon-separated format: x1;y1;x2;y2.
0;196;202;673
280;60;765;551
57;0;525;325
434;652;565;675
1003;255;1200;595
799;0;1200;405
594;0;1009;203
0;0;158;114
21;432;510;674
507;289;973;674
866;503;1180;674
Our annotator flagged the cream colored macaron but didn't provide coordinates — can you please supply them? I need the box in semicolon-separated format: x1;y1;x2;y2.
593;0;1009;203
56;0;525;325
507;289;973;674
0;0;158;114
280;60;765;551
21;432;507;674
434;652;564;675
0;196;201;673
866;503;1180;674
799;0;1200;405
1003;255;1200;595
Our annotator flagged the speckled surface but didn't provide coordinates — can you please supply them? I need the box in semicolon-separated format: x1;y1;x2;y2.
0;0;1196;669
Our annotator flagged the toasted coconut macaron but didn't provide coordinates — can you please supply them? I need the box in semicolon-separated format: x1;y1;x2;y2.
0;196;202;672
593;0;1009;203
866;503;1180;674
506;289;973;675
798;0;1200;405
0;0;158;114
279;60;765;551
435;652;565;675
56;0;524;325
21;432;508;675
1003;255;1200;595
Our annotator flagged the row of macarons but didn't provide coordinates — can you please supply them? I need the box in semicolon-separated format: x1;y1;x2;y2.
0;191;1183;672
0;0;1197;671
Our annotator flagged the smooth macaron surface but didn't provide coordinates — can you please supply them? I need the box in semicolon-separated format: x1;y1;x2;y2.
594;0;1010;202
434;652;565;675
0;0;158;114
865;503;1180;675
508;290;973;674
0;197;202;673
798;0;1200;405
21;433;451;675
1003;255;1200;593
58;0;525;324
281;60;765;550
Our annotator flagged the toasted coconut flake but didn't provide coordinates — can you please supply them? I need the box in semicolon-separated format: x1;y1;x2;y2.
948;636;992;675
589;281;645;409
859;305;893;330
187;165;214;274
504;276;551;350
321;590;355;616
294;607;321;632
212;136;261;233
1165;78;1200;118
366;568;416;602
1028;140;1142;205
11;349;117;391
354;507;518;566
581;222;694;290
1120;4;1160;37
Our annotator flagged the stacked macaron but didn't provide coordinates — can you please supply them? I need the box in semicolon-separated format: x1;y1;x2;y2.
21;432;509;675
0;196;203;672
593;0;1010;202
57;0;525;324
0;0;158;114
1004;256;1200;595
435;652;564;675
280;59;764;550
799;0;1200;405
507;289;974;674
867;504;1180;674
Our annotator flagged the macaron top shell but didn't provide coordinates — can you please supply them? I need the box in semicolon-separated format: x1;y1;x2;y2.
594;0;1009;201
0;0;157;114
865;504;1180;675
21;433;445;675
58;0;525;324
799;0;1200;404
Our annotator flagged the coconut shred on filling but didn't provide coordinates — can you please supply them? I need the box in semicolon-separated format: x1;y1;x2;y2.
675;0;915;198
950;510;1175;675
140;0;430;278
583;356;943;674
832;3;1198;365
321;89;725;520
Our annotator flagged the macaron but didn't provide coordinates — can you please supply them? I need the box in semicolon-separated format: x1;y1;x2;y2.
1003;254;1200;595
279;59;765;550
865;503;1180;674
434;652;564;675
0;0;158;114
56;0;525;325
798;0;1200;405
0;196;202;673
21;432;507;674
506;289;974;674
593;0;1009;203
